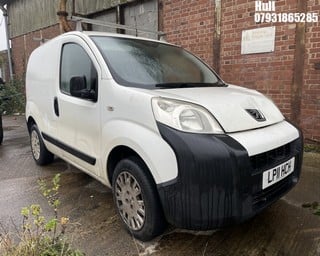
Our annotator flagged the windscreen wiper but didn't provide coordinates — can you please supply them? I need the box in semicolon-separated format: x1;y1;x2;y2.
155;81;227;89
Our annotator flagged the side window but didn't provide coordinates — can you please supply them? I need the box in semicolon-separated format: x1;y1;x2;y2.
60;43;98;100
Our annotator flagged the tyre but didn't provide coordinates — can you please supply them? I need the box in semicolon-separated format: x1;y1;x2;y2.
30;124;54;165
112;157;166;241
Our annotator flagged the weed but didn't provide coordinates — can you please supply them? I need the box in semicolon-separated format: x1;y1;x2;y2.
0;174;84;256
304;143;320;153
302;201;320;217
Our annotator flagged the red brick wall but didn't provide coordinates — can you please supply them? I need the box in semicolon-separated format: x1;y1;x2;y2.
301;1;320;143
11;24;61;78
159;0;215;67
220;0;298;118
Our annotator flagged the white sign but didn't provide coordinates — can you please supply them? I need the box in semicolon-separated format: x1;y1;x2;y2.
241;26;276;55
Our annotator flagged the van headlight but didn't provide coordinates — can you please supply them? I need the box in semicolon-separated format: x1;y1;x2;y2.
152;98;224;134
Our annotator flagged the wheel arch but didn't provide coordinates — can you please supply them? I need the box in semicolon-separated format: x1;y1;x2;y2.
27;116;37;134
109;145;167;240
106;145;157;188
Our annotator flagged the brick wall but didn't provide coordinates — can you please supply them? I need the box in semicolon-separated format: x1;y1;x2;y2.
220;0;299;119
11;24;61;78
159;0;215;67
160;0;300;118
218;0;319;144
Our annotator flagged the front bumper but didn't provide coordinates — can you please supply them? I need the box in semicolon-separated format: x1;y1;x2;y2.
157;122;303;230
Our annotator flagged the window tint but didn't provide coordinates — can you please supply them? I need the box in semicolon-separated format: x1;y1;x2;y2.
60;43;98;97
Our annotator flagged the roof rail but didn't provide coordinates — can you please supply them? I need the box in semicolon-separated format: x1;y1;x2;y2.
70;16;166;40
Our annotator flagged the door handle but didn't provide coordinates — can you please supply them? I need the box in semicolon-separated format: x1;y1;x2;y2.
54;97;59;117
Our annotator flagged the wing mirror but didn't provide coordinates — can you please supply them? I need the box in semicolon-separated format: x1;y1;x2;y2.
70;76;97;101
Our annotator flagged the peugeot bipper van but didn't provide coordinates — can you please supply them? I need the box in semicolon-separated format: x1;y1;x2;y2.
26;31;303;241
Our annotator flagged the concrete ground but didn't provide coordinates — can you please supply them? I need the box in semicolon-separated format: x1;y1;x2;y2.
0;115;319;256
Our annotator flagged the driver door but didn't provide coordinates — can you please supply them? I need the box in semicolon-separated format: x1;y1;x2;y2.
54;37;101;176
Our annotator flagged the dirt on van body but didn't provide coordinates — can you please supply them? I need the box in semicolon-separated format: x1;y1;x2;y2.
0;115;319;256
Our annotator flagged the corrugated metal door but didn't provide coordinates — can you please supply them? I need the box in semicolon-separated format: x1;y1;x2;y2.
124;0;158;39
91;0;158;39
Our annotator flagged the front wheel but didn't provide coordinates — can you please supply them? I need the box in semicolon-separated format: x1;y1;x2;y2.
112;157;166;241
30;124;54;165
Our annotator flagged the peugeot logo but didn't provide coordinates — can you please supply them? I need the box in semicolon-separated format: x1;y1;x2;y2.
246;109;266;122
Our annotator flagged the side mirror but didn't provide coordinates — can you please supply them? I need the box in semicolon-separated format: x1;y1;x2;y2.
70;76;87;97
70;76;97;101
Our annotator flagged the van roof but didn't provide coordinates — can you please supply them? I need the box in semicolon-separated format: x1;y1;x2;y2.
62;30;171;45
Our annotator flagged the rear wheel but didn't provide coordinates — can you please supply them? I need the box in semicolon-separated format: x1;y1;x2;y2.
112;157;166;241
30;124;54;165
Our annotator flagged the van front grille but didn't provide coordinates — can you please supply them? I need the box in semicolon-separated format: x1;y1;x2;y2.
250;142;292;174
249;139;300;211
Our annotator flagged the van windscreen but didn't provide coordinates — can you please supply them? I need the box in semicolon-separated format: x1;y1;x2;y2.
91;36;221;89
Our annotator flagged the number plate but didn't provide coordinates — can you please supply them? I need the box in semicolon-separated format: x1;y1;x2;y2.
262;157;295;190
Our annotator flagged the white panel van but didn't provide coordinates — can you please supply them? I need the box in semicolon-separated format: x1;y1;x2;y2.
26;31;303;241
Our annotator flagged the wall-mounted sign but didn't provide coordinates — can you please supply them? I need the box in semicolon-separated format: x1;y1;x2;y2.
241;26;276;55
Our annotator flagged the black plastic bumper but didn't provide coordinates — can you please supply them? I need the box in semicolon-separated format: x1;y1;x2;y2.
157;123;303;230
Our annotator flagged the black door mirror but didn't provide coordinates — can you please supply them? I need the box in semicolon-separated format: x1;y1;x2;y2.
70;76;96;101
70;76;86;97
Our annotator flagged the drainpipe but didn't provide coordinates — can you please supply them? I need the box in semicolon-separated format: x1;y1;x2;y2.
57;0;72;33
0;5;13;80
291;0;307;126
213;0;222;73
